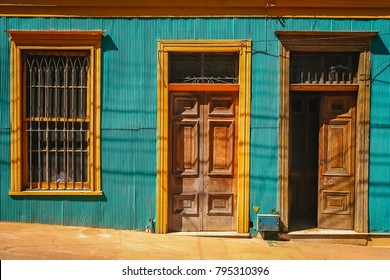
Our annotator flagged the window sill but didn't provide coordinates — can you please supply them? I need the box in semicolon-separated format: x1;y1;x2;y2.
9;190;103;196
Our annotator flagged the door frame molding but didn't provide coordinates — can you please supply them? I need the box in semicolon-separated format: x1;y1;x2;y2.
156;40;252;233
276;31;377;233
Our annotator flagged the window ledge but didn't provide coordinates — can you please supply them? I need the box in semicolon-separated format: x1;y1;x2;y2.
9;191;103;196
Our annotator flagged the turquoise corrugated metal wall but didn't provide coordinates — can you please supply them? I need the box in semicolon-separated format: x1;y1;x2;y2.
0;17;389;232
369;20;390;232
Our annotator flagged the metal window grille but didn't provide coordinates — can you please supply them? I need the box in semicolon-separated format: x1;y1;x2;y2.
290;52;359;84
168;52;239;84
24;52;89;190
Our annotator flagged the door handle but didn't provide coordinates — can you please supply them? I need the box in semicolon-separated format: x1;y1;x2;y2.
321;179;334;187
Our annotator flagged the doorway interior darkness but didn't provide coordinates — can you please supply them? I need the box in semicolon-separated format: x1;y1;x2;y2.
289;93;320;230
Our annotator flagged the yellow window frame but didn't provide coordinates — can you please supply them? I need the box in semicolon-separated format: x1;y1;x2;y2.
8;31;103;196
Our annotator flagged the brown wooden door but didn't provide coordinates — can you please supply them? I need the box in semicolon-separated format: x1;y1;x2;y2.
318;94;356;230
169;91;237;232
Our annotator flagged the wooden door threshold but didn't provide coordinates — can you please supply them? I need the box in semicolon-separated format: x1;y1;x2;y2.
167;231;251;238
279;228;368;245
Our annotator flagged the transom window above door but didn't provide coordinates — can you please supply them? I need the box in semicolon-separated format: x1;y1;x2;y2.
290;52;359;85
168;52;239;84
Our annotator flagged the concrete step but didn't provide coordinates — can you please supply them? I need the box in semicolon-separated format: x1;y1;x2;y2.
279;228;368;245
167;231;251;238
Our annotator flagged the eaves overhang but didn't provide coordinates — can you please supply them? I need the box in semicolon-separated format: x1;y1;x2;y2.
1;1;390;18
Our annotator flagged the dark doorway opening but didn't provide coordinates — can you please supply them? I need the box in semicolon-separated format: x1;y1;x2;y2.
289;93;320;231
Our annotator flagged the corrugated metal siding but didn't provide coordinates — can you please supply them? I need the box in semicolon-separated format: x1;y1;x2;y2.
0;17;9;128
0;17;389;232
0;17;9;222
369;129;390;232
101;19;157;129
369;20;390;232
248;18;280;227
99;129;156;229
250;128;278;213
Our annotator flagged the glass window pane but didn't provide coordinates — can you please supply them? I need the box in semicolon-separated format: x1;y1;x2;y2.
290;52;359;84
169;52;239;84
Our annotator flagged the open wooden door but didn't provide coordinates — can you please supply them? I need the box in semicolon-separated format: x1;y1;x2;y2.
169;91;238;232
318;94;356;230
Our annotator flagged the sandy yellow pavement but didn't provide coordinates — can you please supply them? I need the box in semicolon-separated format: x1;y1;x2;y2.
0;222;390;260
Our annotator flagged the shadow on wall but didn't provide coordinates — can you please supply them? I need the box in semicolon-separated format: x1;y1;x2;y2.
102;34;119;52
372;34;389;55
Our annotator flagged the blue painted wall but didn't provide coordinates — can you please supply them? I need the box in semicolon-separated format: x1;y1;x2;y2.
0;17;389;232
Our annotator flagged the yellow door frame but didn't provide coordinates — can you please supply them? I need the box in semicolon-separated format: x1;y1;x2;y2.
156;40;252;233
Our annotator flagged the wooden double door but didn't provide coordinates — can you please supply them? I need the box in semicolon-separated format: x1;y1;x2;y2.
168;91;238;232
290;92;356;230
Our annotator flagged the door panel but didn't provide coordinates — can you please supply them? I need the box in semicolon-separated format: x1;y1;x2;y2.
203;94;237;230
169;93;202;231
169;92;237;232
172;193;199;215
318;94;356;230
208;120;234;175
323;120;353;176
172;120;199;176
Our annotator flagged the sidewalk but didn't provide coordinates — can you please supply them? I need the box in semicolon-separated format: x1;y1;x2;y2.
1;222;390;260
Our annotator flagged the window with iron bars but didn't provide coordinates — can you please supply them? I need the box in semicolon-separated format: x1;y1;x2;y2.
24;52;89;190
8;31;102;195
